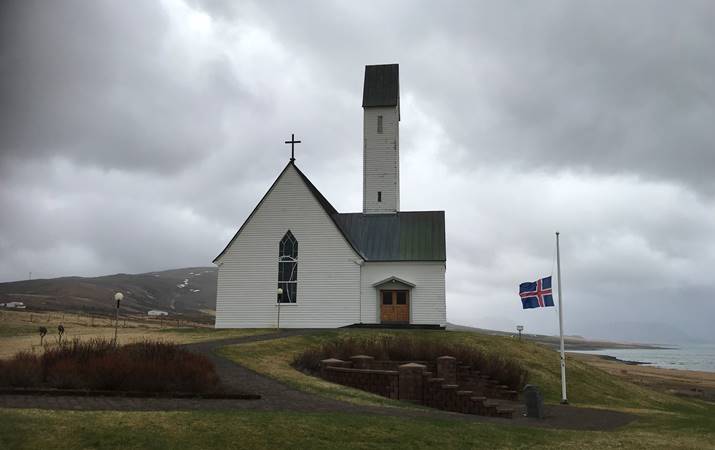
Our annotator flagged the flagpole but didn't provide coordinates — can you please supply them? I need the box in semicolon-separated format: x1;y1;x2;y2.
556;231;568;404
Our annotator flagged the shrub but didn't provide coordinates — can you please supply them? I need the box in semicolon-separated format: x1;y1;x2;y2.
46;358;84;389
0;338;220;393
293;334;528;390
0;352;42;387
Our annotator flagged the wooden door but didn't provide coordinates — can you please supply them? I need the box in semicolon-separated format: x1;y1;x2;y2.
380;290;409;323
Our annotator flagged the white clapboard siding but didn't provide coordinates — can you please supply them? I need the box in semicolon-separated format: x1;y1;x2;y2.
363;106;400;214
215;164;362;328
360;261;446;325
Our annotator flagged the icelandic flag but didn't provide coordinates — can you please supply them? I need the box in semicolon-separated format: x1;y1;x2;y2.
519;276;554;309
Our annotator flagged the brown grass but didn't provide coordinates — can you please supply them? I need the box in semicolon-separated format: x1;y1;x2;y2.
0;309;271;359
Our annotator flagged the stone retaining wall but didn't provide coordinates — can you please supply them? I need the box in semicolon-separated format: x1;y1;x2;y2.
319;355;518;419
322;366;399;399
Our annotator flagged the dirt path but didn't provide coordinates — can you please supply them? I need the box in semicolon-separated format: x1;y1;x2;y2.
0;331;636;430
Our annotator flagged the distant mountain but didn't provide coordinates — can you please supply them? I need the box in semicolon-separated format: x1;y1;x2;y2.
579;321;702;345
0;267;217;319
446;322;664;349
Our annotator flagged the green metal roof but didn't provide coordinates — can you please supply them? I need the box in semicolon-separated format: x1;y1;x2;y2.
333;212;445;261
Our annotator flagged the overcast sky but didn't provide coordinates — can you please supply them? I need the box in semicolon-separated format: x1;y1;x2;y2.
2;1;714;343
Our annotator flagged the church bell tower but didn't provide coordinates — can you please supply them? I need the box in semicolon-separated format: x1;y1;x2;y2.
362;64;400;214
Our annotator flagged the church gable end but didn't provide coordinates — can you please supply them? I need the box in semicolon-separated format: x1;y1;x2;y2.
214;163;363;328
214;162;362;264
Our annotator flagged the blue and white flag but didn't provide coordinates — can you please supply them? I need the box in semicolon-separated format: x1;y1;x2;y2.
519;276;554;309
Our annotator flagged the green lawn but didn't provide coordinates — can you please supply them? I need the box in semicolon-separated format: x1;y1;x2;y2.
2;328;714;449
1;405;714;450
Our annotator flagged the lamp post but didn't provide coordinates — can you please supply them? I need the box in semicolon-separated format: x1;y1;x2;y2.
113;292;123;346
516;325;524;341
276;288;283;330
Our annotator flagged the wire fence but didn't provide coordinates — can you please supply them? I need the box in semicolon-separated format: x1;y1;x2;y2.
1;309;213;330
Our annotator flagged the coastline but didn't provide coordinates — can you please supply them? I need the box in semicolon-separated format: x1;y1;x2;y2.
571;352;715;402
527;336;669;352
591;354;646;366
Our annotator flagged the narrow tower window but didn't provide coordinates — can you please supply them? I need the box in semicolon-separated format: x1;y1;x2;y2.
377;191;382;202
278;231;298;303
377;115;383;134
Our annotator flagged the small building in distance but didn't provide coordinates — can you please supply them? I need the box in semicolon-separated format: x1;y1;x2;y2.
3;301;26;309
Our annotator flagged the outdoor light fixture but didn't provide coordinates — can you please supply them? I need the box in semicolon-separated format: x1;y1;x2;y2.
276;287;283;330
113;292;123;346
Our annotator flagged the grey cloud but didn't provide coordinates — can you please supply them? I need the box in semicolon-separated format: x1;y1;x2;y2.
1;0;714;343
1;1;254;174
193;0;715;193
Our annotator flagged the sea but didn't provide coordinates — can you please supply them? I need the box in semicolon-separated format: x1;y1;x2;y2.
569;343;715;373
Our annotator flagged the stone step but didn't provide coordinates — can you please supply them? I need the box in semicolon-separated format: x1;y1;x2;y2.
503;390;519;400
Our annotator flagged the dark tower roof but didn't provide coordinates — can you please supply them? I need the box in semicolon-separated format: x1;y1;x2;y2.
362;64;399;108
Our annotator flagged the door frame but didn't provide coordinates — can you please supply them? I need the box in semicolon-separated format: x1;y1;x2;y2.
379;289;410;324
373;276;416;325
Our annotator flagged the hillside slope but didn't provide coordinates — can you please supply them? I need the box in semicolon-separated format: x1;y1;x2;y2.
0;267;217;318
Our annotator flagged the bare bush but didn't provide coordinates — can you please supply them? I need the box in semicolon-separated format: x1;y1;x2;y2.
0;352;42;387
0;338;220;393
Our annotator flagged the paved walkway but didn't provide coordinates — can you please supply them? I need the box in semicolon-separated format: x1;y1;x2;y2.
0;331;636;430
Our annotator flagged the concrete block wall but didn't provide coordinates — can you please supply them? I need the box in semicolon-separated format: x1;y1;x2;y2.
320;356;516;418
321;361;399;399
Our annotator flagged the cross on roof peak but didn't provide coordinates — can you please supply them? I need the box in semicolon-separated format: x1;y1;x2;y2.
284;133;301;162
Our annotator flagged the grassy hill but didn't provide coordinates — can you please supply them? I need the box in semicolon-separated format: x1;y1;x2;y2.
1;327;714;448
217;329;682;410
0;267;217;319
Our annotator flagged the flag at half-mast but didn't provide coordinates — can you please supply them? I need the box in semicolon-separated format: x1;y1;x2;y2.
519;276;554;309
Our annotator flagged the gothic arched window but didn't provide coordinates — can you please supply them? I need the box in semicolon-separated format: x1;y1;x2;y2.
278;231;298;303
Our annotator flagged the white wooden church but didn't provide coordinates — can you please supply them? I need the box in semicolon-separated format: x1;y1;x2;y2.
214;64;446;328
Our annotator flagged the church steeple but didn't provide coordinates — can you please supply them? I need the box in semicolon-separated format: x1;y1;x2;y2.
362;64;400;214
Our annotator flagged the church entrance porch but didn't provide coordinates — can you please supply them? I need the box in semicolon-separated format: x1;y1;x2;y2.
380;290;409;324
